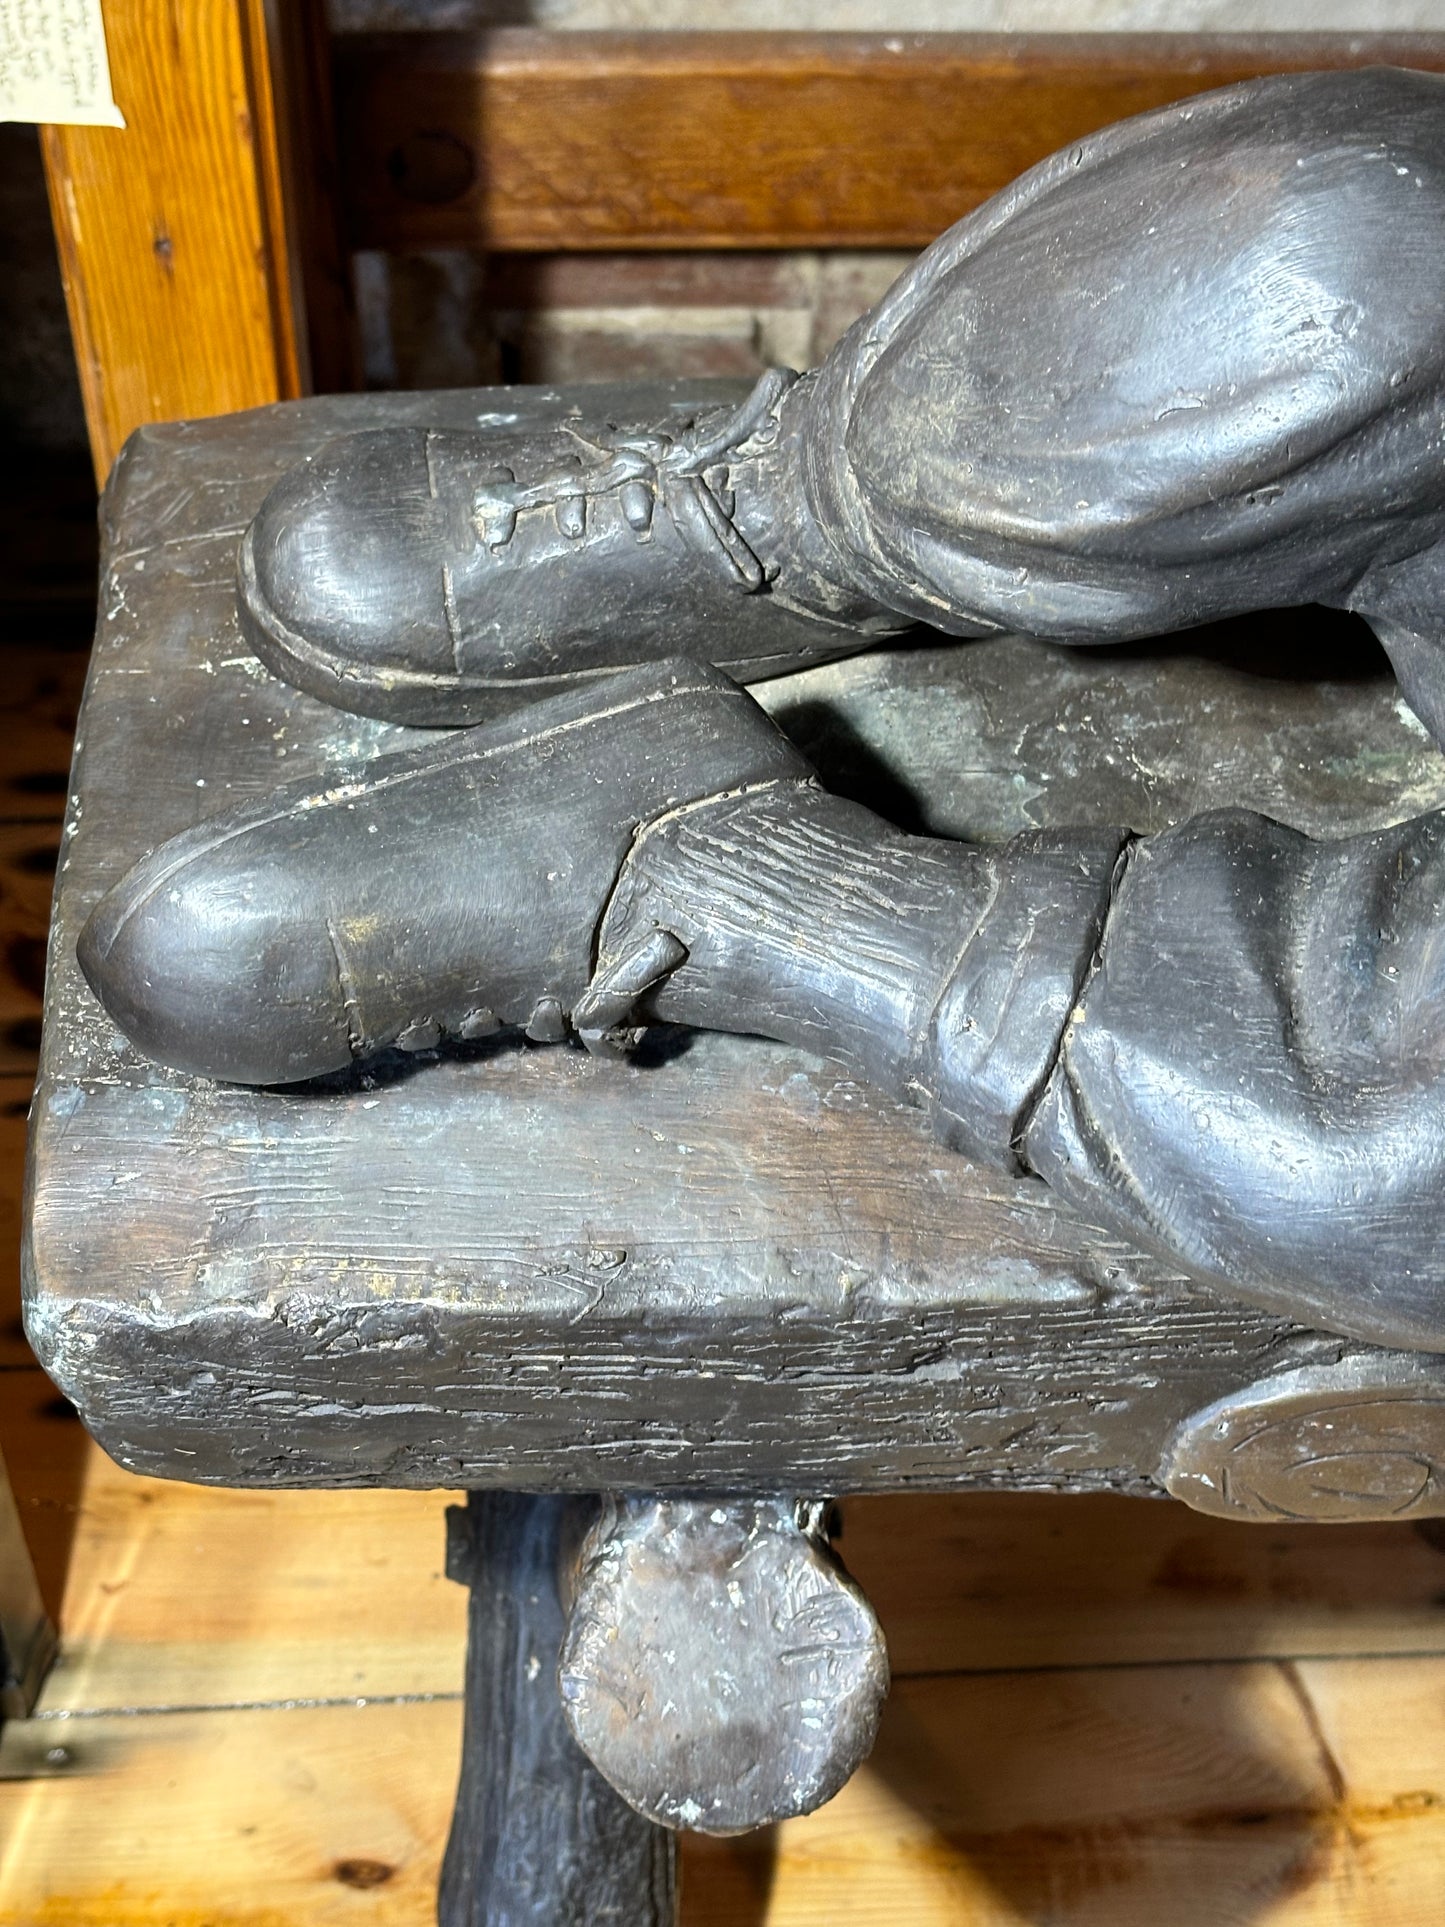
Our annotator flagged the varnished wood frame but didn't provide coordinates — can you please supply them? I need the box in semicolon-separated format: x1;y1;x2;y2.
41;0;356;483
42;27;1445;483
334;31;1445;254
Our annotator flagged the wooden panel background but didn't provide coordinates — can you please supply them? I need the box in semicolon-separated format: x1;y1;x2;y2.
40;0;354;483
42;25;1445;480
334;32;1445;252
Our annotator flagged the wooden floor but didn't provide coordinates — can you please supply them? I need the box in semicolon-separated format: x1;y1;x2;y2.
5;643;1445;1922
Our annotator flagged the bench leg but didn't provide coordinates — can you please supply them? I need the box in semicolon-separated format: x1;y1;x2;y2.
439;1492;677;1927
560;1496;889;1835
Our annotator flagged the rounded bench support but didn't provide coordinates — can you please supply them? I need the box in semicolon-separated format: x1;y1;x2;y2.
560;1495;889;1835
1160;1356;1445;1523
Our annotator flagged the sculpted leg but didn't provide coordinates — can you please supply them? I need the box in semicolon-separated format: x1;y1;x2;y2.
587;782;1121;1173
809;67;1445;677
1023;806;1445;1354
594;783;1445;1354
77;662;1445;1352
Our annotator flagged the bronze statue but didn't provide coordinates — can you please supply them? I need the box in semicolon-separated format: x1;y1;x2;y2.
42;66;1445;1894
76;649;1445;1355
78;64;1445;1358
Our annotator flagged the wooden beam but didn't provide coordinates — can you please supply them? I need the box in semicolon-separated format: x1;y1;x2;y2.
334;30;1445;255
41;0;357;484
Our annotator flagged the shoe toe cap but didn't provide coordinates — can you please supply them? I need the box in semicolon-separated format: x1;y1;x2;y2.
242;429;468;678
78;836;360;1085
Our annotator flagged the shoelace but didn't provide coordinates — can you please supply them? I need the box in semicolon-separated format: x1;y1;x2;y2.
472;367;798;591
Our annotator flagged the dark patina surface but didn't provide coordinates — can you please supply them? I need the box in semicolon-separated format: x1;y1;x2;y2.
25;385;1445;1496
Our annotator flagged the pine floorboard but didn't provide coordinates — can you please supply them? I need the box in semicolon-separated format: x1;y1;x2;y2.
6;638;1445;1921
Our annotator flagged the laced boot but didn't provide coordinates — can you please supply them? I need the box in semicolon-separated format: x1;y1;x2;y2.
238;370;912;728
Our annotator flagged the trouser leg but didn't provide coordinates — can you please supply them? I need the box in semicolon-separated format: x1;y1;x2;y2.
600;778;1445;1354
793;68;1445;738
1023;804;1445;1353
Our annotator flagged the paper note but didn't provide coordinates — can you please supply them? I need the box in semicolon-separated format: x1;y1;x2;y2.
0;0;124;127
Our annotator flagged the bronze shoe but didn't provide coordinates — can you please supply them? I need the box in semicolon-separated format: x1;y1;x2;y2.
237;370;912;728
76;660;813;1084
78;647;1118;1155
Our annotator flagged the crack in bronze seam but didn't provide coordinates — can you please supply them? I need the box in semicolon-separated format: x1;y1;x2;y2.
1012;830;1139;1175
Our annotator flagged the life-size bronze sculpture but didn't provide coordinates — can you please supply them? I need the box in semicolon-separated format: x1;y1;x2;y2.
40;60;1445;1918
77;651;1445;1358
84;65;1445;1356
